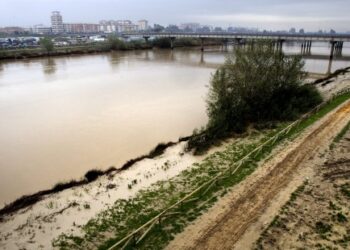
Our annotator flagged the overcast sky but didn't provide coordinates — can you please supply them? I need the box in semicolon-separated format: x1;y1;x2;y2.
2;0;350;31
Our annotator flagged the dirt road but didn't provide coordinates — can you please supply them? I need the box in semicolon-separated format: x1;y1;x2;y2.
166;100;350;250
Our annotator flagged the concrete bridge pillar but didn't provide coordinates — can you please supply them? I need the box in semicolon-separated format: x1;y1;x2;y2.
170;37;176;50
334;41;343;56
301;41;305;54
200;38;205;52
143;36;150;44
276;39;284;52
301;41;312;55
327;41;337;75
307;41;312;54
222;39;229;51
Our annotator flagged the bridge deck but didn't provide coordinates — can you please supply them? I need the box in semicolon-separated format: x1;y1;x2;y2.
123;32;350;42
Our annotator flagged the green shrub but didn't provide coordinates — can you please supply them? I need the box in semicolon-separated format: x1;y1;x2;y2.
39;37;54;53
105;35;127;50
188;41;322;154
315;221;332;234
152;38;171;48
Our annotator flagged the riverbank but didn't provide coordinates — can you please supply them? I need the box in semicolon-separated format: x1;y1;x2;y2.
0;68;349;249
0;138;188;216
0;43;151;60
0;38;222;60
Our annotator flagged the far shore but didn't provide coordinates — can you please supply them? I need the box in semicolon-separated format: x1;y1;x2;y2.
0;38;223;61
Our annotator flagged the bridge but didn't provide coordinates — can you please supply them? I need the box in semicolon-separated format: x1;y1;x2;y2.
122;32;350;74
123;31;349;53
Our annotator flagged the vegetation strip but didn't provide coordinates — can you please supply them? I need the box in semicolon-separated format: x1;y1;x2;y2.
53;90;350;250
0;37;218;60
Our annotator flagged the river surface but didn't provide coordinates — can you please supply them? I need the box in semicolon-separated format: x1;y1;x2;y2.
0;43;350;206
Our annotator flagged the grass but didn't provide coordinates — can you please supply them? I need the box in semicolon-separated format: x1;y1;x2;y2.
340;183;350;198
52;91;350;250
315;221;332;234
335;212;347;223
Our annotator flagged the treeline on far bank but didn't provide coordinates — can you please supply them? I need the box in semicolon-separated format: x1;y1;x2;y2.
0;36;221;60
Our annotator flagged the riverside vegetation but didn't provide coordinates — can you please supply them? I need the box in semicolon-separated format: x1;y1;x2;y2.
51;42;346;249
0;36;215;60
187;41;323;154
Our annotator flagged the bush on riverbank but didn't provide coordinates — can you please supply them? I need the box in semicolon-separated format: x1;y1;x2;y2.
151;37;201;48
188;41;323;154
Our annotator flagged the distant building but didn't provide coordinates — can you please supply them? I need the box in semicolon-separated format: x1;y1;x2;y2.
0;26;25;34
51;11;64;34
152;24;164;32
214;27;223;32
99;20;138;33
116;20;138;32
33;24;52;34
165;25;180;32
227;27;258;33
64;23;99;33
198;26;212;32
180;23;200;32
138;20;148;31
289;28;296;33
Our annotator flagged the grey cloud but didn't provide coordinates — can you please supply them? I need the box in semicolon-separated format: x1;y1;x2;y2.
1;0;349;31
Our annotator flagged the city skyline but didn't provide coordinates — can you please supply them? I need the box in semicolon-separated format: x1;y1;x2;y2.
1;0;350;32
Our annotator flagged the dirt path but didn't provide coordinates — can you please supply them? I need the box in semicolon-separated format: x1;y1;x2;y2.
166;100;350;250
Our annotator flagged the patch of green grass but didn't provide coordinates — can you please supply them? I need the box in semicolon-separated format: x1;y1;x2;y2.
315;221;332;234
336;212;347;223
340;183;350;198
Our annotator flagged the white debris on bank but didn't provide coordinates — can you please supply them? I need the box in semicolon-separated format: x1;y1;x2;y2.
0;142;205;250
316;69;350;99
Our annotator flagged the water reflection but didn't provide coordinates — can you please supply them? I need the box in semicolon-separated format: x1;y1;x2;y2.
42;57;57;75
200;52;205;65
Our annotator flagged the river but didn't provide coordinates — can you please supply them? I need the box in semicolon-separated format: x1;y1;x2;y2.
0;43;349;207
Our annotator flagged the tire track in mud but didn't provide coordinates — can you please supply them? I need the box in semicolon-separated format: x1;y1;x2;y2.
184;101;350;250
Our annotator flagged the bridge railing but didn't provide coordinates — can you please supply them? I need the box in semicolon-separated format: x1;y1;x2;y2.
121;31;350;42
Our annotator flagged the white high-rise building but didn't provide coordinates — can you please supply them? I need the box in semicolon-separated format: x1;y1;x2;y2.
138;20;148;31
51;11;64;34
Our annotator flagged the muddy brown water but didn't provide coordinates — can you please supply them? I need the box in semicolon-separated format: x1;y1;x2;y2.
0;44;350;207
